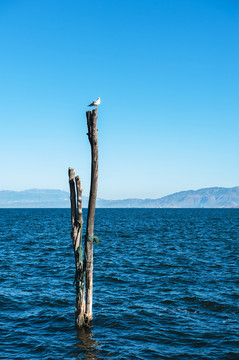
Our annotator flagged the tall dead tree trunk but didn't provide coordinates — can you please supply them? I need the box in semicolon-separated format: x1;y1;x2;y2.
84;108;99;325
68;168;85;327
68;107;99;327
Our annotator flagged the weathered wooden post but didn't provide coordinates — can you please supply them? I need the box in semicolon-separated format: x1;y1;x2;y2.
68;107;99;328
68;168;85;327
84;108;99;325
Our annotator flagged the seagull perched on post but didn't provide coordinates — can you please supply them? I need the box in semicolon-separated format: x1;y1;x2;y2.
88;97;101;107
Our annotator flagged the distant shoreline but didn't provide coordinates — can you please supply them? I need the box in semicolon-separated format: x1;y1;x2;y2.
0;186;239;208
0;207;239;210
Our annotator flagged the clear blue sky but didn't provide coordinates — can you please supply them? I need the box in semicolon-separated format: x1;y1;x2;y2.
0;0;238;199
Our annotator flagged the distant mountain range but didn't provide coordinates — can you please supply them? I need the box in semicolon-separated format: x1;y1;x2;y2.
0;187;239;208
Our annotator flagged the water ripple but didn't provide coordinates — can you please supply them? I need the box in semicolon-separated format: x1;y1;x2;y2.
0;208;239;359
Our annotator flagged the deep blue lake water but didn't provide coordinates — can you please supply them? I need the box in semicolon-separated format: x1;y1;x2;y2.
0;209;238;359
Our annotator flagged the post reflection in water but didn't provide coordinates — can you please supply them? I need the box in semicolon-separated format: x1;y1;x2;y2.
72;326;102;360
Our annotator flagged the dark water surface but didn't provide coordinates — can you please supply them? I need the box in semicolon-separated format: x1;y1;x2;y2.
0;209;238;359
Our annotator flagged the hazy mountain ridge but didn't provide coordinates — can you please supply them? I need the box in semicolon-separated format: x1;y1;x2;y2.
1;187;239;208
0;189;81;208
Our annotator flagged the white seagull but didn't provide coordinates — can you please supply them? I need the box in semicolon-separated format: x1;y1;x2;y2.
88;97;101;107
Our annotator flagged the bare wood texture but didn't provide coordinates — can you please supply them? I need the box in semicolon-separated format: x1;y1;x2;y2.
68;168;85;327
76;176;83;222
69;168;77;248
75;176;83;251
84;108;99;324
